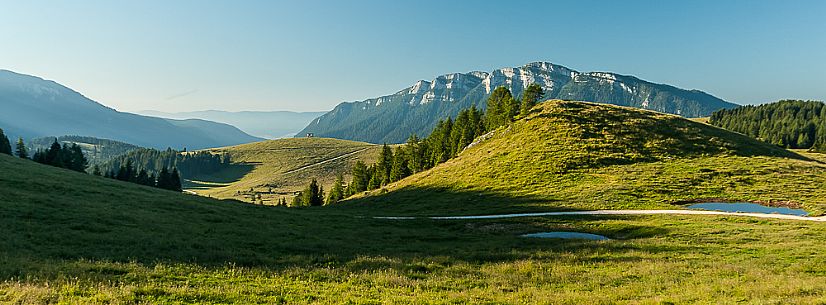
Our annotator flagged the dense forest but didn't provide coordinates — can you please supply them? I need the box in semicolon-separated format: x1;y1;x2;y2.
292;84;544;206
709;100;826;151
29;135;141;164
99;148;231;181
97;159;182;192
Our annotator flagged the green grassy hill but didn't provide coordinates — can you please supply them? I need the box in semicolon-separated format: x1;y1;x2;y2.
5;112;826;303
348;100;826;215
188;137;382;203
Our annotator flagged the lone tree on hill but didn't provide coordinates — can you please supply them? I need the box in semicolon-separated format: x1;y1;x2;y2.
15;137;28;159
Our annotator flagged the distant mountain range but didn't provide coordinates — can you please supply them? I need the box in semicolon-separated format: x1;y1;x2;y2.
0;70;262;150
139;110;326;139
297;62;739;144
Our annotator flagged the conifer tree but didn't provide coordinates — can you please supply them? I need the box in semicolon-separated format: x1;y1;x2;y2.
376;144;393;185
157;167;170;189
92;165;102;176
15;137;28;159
485;86;517;130
136;169;151;186
326;174;345;205
0;129;11;155
368;170;382;190
347;161;369;195
45;140;63;167
300;178;324;206
68;144;87;172
390;146;411;182
170;168;183;192
520;83;544;116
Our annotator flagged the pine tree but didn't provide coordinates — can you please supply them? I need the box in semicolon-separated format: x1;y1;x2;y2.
520;83;544;116
156;167;170;189
300;178;324;206
390;146;411;182
136;169;151;186
0;128;11;155
368;170;382;190
326;174;345;205
92;165;102;176
347;161;369;195
45;139;63;167
376;144;393;185
170;168;183;192
69;144;87;172
485;86;517;130
15;137;28;159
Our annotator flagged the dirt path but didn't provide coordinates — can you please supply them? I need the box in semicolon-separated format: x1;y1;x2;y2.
283;148;370;175
375;209;826;222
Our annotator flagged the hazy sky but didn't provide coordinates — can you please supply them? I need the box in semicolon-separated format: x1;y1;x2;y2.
1;0;824;112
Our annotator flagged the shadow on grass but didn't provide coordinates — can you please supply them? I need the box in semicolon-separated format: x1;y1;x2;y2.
336;185;577;217
0;184;683;283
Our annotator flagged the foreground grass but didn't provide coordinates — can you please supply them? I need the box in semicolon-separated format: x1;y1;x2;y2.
4;215;826;304
3;155;826;303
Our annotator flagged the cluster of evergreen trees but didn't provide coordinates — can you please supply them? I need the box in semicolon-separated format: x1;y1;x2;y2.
287;84;546;205
0;128;181;192
343;84;544;196
96;159;182;191
709;100;826;150
31;140;89;172
1;130;90;174
28;135;140;164
290;175;347;207
99;148;231;180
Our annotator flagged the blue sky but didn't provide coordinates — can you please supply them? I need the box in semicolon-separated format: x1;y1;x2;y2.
1;0;824;112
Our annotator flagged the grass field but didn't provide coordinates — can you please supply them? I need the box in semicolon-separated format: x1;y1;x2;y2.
4;102;826;303
2;154;826;303
186;137;382;203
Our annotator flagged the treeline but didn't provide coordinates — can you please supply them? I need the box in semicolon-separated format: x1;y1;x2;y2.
99;148;231;180
97;159;182;192
1;131;89;172
31;139;89;172
709;100;826;150
0;130;87;172
288;84;545;206
0;129;182;192
29;135;141;164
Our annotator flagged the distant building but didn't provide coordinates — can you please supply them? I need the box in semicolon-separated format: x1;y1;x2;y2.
306;133;314;138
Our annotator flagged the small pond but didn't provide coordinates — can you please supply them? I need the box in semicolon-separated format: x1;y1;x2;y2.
522;232;610;240
687;202;808;216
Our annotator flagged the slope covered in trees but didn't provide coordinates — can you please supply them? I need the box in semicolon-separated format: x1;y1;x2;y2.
347;101;826;216
709;100;826;151
99;148;230;182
